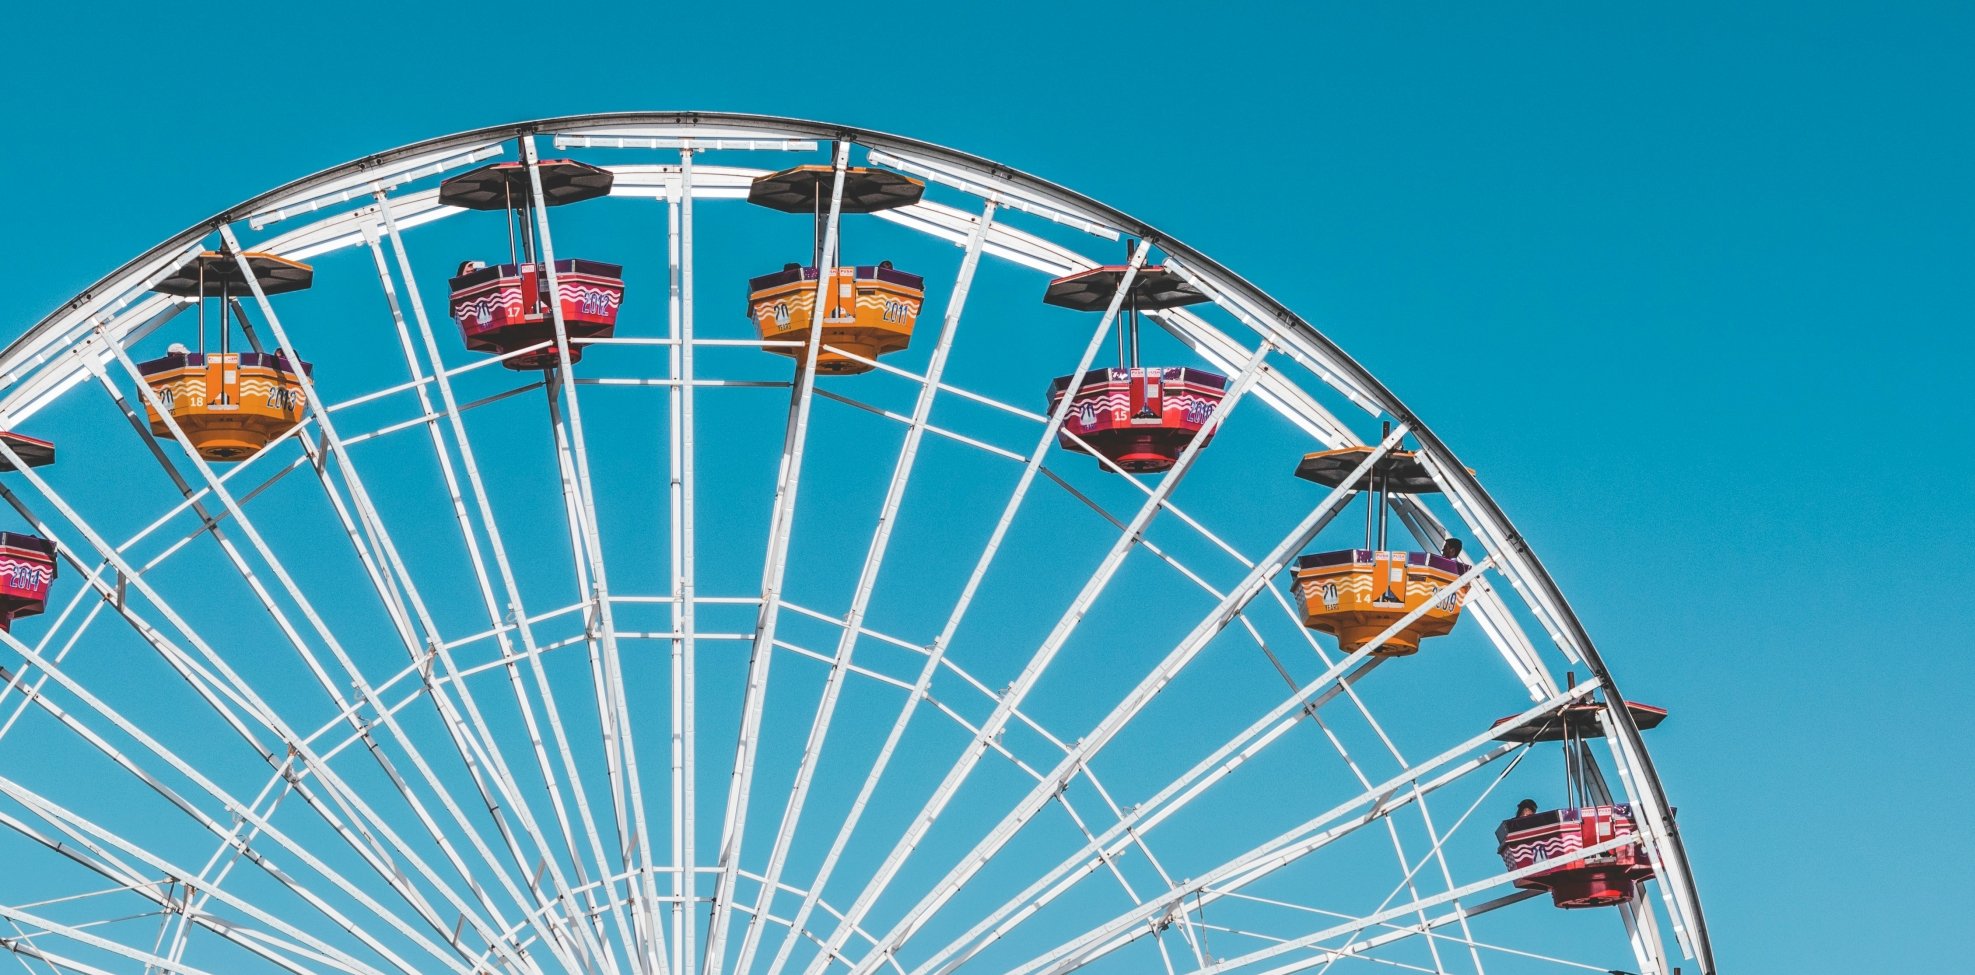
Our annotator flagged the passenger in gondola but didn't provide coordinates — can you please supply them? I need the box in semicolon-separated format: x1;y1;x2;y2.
457;260;485;277
1442;537;1463;560
878;260;894;270
783;262;802;272
1497;798;1542;854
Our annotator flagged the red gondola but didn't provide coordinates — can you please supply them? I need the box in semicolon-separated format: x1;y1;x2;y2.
0;432;58;632
1047;366;1227;473
1497;804;1655;908
1493;696;1666;908
1043;265;1225;473
441;158;623;370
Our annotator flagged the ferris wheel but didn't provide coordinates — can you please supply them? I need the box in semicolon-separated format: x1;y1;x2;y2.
0;113;1714;975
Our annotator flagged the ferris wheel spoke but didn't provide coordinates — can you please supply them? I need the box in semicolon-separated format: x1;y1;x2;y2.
0;628;478;975
999;681;1592;975
1246;587;1488;975
616;176;687;975
1203;888;1617;975
519;136;665;975
153;769;306;973
1182;834;1639;975
915;639;1378;975
832;387;1352;975
1617;897;1670;975
357;218;652;975
666;148;705;975
729;198;997;975
0;902;226;975
180;360;558;961
1291;722;1447;975
786;509;1200;975
101;436;315;579
0;459;288;753
96;341;358;702
0;576;111;746
0;434;540;975
538;380;648;974
1285;719;1530;975
0;795;392;975
702;141;854;975
372;192;648;975
92;321;555;973
908;616;1389;975
766;605;1167;852
771;240;1153;975
517;143;655;975
1208;891;1541;975
808;389;1024;462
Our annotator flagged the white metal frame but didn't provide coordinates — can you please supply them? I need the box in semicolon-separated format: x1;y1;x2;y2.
0;113;1712;975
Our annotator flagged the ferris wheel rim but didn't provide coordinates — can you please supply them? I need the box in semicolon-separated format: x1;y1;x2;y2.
1;110;1713;975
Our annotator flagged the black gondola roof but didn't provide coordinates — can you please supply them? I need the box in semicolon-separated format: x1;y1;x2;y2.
747;165;924;214
439;160;614;210
1293;447;1444;493
1492;700;1669;743
1042;265;1208;313
150;252;313;298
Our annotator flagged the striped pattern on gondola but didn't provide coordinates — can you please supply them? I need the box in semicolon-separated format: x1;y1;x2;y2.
752;286;920;332
0;555;55;597
1498;804;1638;872
147;374;307;412
1063;388;1219;433
1293;570;1373;609
452;281;625;328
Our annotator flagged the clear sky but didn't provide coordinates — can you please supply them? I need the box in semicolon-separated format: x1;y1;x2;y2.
5;2;1973;971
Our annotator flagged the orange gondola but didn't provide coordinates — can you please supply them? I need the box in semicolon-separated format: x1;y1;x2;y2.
139;252;314;462
745;164;926;373
442;158;624;371
1289;440;1469;655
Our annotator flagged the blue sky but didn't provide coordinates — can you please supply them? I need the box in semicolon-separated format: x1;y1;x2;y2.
5;2;1973;971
